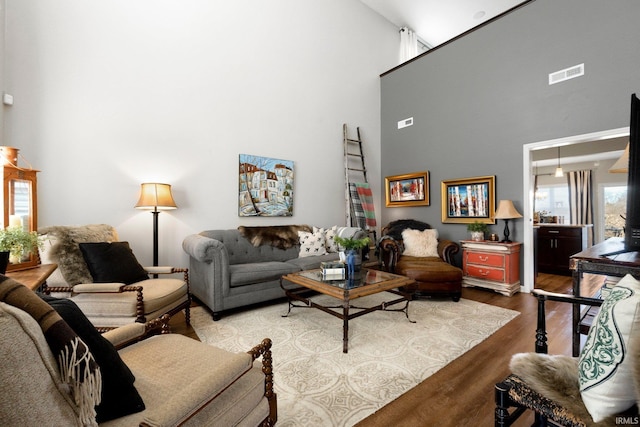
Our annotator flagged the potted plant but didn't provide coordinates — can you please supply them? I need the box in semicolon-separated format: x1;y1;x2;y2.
467;221;489;241
333;235;371;274
0;226;43;273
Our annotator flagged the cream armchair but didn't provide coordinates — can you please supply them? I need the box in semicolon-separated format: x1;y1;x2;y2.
0;301;277;426
38;224;190;331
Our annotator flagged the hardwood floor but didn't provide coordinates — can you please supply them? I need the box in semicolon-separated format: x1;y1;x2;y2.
169;273;581;426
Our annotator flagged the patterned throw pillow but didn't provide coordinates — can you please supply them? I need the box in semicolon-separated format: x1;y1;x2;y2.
314;226;339;253
401;229;439;257
579;274;640;422
298;230;327;258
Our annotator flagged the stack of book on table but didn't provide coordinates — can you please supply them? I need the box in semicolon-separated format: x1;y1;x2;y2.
321;261;345;280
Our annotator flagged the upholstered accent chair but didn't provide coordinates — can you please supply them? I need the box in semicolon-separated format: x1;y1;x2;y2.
38;224;190;331
495;281;640;426
377;219;463;301
0;300;277;426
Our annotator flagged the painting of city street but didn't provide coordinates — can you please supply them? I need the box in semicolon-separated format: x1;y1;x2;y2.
239;154;294;217
441;176;495;224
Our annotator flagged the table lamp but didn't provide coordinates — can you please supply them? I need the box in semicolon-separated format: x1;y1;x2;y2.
494;200;522;243
135;183;177;266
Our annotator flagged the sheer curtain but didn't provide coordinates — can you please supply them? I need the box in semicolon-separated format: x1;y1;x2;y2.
568;170;594;242
399;27;418;63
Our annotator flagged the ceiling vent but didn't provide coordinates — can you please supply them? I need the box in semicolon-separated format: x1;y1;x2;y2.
549;63;584;85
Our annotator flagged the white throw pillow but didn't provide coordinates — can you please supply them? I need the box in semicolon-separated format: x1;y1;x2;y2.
298;230;327;258
401;229;439;257
314;225;339;253
579;274;640;422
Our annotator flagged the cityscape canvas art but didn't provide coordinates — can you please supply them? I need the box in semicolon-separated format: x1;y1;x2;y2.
239;154;294;217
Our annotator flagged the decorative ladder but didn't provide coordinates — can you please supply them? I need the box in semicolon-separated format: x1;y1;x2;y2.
343;124;377;243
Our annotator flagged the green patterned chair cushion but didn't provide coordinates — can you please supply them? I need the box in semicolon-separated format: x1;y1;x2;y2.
579;274;640;422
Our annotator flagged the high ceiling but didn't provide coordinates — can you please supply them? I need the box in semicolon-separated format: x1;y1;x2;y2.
360;0;525;48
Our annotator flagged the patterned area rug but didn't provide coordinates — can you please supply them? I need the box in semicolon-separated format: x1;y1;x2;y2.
190;294;519;427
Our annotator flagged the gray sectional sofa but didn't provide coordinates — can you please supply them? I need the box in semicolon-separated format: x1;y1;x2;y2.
182;226;366;320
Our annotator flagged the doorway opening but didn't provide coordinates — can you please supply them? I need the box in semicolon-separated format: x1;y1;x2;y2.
521;127;629;292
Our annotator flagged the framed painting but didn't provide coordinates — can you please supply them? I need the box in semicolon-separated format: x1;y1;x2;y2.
385;171;429;207
441;175;496;224
238;154;294;217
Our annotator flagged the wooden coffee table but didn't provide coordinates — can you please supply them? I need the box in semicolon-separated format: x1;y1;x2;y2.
280;268;416;353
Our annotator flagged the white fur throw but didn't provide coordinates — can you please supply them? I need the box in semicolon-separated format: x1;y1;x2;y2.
401;228;439;257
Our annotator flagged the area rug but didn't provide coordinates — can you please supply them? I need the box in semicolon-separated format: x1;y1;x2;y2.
190;295;519;427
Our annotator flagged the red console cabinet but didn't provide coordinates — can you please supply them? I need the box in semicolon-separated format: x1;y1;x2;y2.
461;240;522;296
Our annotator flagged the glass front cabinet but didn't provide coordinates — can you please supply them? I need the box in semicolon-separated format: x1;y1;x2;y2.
2;164;38;271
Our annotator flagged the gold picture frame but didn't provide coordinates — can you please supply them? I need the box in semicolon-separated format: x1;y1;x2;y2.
441;175;496;224
385;171;429;207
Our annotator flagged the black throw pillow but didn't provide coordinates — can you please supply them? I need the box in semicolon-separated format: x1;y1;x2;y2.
79;242;149;285
39;294;145;422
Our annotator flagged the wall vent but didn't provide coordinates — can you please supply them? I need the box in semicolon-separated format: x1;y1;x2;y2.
548;63;584;85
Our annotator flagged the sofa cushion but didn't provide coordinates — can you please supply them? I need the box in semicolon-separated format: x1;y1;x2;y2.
402;228;439;257
579;274;640;422
41;295;145;422
71;278;188;316
79;242;149;285
396;256;463;283
286;252;341;271
112;334;266;426
298;230;327;258
230;262;301;288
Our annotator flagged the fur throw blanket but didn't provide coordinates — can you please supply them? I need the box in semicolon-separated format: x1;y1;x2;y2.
238;225;311;249
38;224;118;286
0;275;102;426
382;219;432;241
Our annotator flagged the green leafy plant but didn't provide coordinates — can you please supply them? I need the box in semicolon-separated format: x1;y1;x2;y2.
466;221;489;233
0;226;43;260
333;235;371;251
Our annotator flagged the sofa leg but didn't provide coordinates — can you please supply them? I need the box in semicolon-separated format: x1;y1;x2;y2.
212;312;222;321
452;292;461;302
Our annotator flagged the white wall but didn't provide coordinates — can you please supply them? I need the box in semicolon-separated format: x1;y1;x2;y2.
3;0;397;266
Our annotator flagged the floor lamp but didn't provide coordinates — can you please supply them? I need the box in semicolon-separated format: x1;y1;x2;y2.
134;183;177;267
494;200;522;243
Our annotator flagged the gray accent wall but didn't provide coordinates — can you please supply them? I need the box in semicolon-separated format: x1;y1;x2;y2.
380;0;640;263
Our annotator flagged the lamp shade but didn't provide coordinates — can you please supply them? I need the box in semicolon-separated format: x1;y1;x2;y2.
494;200;522;220
609;143;629;173
135;183;177;210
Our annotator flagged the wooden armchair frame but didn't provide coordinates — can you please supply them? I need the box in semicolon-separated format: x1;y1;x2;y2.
494;289;604;426
43;267;191;333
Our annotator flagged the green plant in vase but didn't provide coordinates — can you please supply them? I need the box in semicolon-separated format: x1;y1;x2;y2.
467;221;489;241
333;235;371;251
0;226;43;272
333;235;371;274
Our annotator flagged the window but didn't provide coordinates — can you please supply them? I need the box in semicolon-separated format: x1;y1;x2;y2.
534;184;569;222
603;185;627;238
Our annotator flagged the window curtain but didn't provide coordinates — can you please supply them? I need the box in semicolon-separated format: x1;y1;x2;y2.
399;27;418;63
568;170;594;242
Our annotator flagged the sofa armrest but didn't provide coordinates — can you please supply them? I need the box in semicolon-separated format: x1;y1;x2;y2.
103;315;170;349
438;239;460;265
182;234;231;317
182;234;226;263
378;236;404;273
73;283;126;292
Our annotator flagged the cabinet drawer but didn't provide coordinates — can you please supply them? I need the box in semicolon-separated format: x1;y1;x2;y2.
466;251;505;268
466;265;505;282
537;227;582;238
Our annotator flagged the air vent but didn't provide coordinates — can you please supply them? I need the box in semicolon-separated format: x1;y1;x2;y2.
549;63;584;85
397;117;413;129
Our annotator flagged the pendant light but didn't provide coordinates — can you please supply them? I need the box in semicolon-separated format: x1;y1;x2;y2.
554;147;564;177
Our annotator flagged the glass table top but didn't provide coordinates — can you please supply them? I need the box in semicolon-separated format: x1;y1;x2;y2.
297;268;398;289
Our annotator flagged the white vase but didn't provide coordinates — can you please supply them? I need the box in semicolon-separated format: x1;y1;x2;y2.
470;231;484;241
